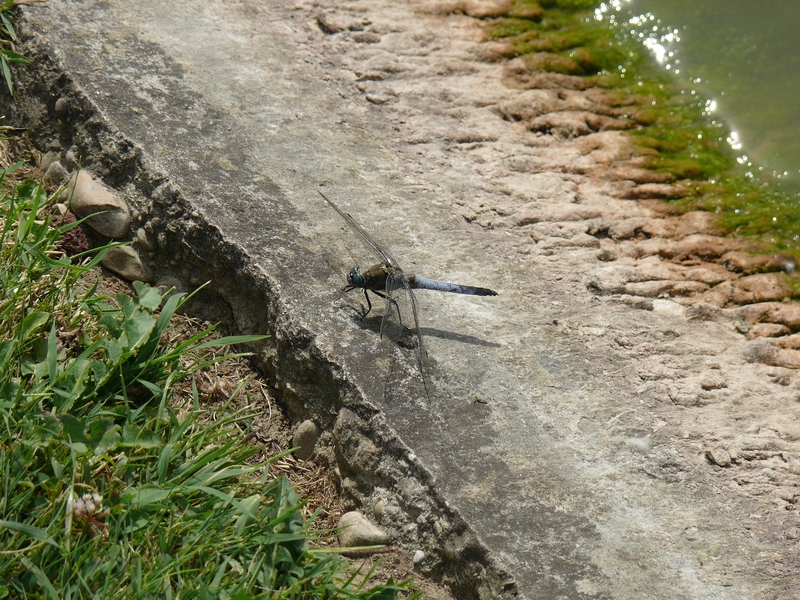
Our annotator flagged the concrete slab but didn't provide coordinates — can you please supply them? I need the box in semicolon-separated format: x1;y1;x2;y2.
9;1;799;598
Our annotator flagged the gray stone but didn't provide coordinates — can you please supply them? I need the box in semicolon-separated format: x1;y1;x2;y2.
54;96;71;119
292;419;318;461
63;150;78;171
316;12;363;34
101;245;152;283
337;511;390;547
43;160;66;187
135;228;154;251
706;447;732;468
62;171;131;238
40;150;61;172
155;276;188;295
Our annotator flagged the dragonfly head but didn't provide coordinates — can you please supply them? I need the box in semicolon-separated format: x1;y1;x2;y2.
347;267;366;288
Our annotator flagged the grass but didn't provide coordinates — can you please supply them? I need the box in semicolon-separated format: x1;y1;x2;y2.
485;0;800;260
0;0;30;98
0;160;420;598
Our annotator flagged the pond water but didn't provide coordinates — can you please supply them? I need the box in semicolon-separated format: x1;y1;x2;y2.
606;0;800;185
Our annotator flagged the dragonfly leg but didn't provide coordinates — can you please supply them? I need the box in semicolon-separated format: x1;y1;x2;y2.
360;288;373;321
371;290;404;329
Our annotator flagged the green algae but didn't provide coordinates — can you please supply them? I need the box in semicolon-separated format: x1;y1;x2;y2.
486;0;800;260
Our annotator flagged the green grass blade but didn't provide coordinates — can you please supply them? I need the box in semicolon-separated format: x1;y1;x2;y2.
47;323;57;383
193;335;268;350
0;519;48;541
19;556;60;600
0;54;12;96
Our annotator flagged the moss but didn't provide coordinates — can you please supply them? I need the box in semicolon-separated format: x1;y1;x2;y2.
693;178;800;242
574;43;628;73
510;30;566;55
647;158;706;180
508;3;544;20
490;18;539;39
625;107;660;126
525;52;582;74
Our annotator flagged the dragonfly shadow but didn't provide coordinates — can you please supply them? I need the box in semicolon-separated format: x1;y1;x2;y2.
420;327;502;348
356;313;384;336
351;311;423;352
337;295;499;349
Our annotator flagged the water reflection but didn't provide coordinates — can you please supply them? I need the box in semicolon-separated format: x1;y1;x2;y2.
600;0;800;184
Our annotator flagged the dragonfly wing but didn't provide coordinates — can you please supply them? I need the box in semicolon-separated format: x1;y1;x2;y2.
384;268;428;374
320;191;430;397
319;191;401;268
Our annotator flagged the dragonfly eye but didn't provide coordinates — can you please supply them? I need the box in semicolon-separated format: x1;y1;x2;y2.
348;267;365;287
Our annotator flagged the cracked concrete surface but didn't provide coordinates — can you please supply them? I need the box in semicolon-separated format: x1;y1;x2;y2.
9;0;800;598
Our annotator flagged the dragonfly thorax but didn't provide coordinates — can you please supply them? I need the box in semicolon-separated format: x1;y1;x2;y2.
347;267;366;288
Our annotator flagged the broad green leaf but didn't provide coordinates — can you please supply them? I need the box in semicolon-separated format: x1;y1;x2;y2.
87;417;120;455
19;556;59;600
191;466;254;487
19;310;49;340
154;290;184;337
234;495;263;534
118;292;136;318
122;511;151;533
122;309;156;353
157;442;173;483
0;160;23;177
194;334;268;350
121;424;161;448
102;336;124;364
0;55;12;96
35;412;61;441
90;359;109;389
0;378;21;403
135;282;164;311
60;414;87;442
94;428;121;455
188;484;235;506
124;484;170;506
137;379;163;397
60;356;92;396
99;312;123;337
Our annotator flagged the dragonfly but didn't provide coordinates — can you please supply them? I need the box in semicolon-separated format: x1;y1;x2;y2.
320;191;498;383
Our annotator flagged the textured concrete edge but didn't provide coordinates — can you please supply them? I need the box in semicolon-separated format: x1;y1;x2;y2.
6;15;519;600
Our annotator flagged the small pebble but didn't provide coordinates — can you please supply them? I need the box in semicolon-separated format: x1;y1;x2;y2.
338;511;390;547
293;420;319;461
